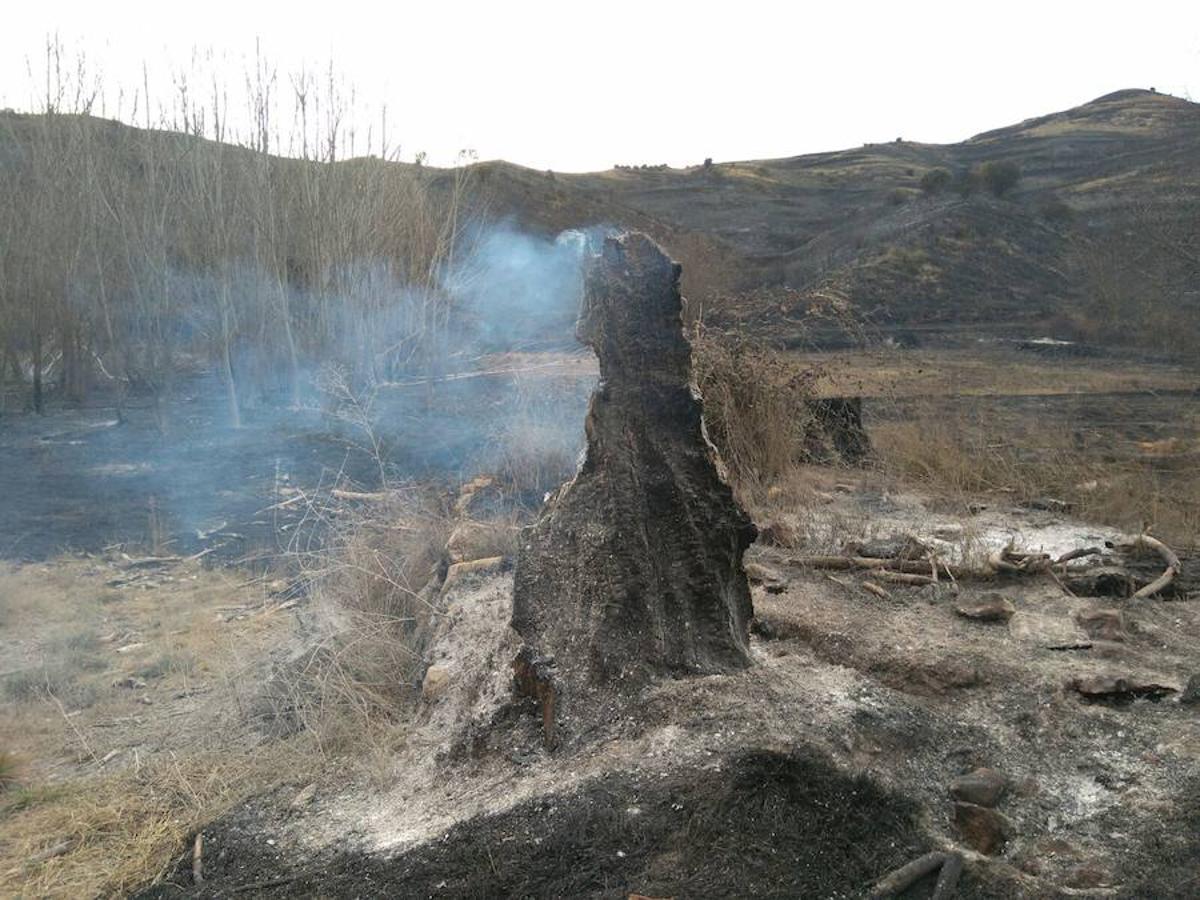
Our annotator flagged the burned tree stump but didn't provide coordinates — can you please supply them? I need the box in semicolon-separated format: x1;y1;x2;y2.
511;233;756;743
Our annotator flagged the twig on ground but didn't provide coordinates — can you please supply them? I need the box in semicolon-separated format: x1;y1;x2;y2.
862;581;892;600
48;688;98;765
331;489;388;502
871;570;936;586
192;833;204;884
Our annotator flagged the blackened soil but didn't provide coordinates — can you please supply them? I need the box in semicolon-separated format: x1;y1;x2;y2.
139;748;970;900
1123;774;1200;899
0;371;591;563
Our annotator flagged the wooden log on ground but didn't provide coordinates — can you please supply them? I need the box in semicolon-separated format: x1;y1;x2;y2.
931;850;964;899
867;851;947;899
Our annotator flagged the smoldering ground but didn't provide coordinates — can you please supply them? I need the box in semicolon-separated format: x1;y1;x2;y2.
0;223;609;561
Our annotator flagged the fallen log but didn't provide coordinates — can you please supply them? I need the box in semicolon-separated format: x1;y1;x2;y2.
987;546;1050;575
788;555;976;579
932;851;964;900
121;555;182;569
867;851;947;898
789;534;1188;600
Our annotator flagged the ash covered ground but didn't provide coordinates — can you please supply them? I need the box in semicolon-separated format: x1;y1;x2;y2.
131;474;1200;898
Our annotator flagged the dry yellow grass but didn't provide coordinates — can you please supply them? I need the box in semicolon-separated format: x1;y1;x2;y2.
806;348;1197;399
0;558;318;896
0;745;318;899
873;405;1200;548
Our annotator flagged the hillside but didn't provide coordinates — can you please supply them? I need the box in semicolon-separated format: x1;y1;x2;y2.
473;89;1200;348
1;88;1197;380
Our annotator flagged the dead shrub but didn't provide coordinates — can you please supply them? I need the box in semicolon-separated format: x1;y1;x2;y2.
482;369;588;506
446;515;521;563
691;329;824;490
279;487;454;751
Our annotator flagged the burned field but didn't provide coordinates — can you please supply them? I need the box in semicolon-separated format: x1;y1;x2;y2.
0;234;1178;900
1;311;1198;898
1;84;1199;897
0;364;594;564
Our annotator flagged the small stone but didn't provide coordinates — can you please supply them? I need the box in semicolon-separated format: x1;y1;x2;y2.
955;593;1015;622
950;767;1008;807
1075;608;1126;642
421;664;452;700
954;802;1012;854
1069;674;1177;703
112;676;147;690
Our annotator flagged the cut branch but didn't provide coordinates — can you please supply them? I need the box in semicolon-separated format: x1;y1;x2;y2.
1126;534;1182;598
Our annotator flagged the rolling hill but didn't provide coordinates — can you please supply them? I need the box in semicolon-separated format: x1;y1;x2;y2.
470;88;1200;350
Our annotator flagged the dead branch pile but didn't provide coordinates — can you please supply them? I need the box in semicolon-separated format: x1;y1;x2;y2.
789;533;1188;600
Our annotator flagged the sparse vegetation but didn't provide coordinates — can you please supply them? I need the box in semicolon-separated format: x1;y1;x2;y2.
0;42;473;424
919;167;952;194
0;746;317;898
691;330;823;489
979;159;1021;197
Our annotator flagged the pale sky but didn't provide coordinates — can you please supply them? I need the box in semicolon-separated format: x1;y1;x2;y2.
3;0;1198;171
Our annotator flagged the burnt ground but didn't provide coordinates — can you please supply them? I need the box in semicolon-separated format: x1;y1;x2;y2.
3;353;1197;899
2;369;1191;567
0;367;592;563
143;749;950;900
128;472;1198;900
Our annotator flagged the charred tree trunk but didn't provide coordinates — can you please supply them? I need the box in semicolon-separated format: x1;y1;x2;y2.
512;233;756;746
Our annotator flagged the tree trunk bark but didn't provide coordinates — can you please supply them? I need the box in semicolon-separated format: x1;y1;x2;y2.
511;233;756;747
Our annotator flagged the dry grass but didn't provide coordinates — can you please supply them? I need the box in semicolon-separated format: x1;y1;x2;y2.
0;558;318;898
805;347;1197;399
873;401;1200;548
691;330;825;489
0;745;318;899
